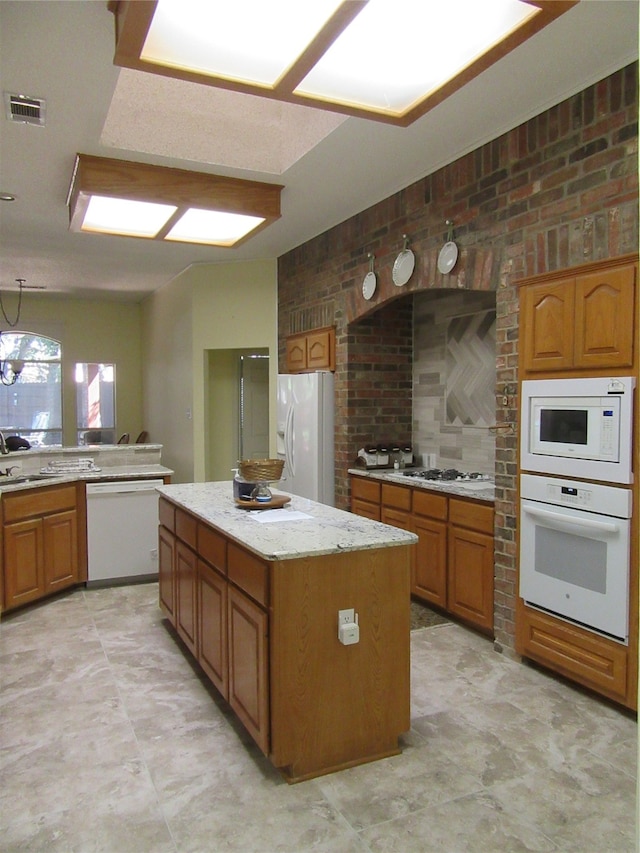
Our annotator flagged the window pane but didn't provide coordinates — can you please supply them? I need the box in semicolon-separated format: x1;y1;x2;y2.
0;333;63;447
75;363;116;445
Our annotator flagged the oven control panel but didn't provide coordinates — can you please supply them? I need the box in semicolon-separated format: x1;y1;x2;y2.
547;483;592;507
520;473;632;518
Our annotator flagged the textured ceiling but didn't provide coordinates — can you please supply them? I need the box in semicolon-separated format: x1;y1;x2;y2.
0;1;637;302
103;71;347;175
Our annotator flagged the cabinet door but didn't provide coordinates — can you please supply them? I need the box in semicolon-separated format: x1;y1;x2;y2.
285;335;307;372
574;265;635;368
381;506;412;533
227;585;269;755
176;540;198;656
4;519;44;609
43;510;78;592
351;498;381;521
306;327;335;371
198;559;228;698
448;527;494;633
412;515;447;607
520;278;575;372
350;476;381;519
158;525;176;624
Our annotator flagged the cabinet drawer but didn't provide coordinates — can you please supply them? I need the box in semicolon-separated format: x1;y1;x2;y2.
413;489;447;521
381;483;411;512
519;606;628;705
175;508;197;549
351;477;380;504
352;498;381;521
3;484;77;523
198;523;227;574
228;542;269;607
449;498;494;534
158;497;175;532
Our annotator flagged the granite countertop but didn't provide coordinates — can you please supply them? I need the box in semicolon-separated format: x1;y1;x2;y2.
349;467;495;503
158;480;418;562
0;464;173;493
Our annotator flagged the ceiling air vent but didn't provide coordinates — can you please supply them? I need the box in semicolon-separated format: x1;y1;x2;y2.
4;92;46;126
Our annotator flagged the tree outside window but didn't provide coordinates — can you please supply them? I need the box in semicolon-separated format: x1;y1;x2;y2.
75;363;115;445
0;332;62;446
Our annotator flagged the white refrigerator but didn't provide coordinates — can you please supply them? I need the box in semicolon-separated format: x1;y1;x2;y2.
276;372;335;506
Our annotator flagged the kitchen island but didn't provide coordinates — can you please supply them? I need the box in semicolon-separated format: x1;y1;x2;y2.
157;481;417;783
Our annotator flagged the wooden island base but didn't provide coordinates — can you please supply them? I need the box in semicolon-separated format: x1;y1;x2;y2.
158;483;415;783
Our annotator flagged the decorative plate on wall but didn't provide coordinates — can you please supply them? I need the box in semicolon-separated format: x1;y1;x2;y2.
392;235;415;286
437;241;458;274
362;253;377;300
438;220;458;275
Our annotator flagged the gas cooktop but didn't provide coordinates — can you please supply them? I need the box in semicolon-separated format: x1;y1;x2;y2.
402;469;492;482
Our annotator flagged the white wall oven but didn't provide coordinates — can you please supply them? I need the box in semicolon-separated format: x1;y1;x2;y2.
520;376;635;484
519;474;632;644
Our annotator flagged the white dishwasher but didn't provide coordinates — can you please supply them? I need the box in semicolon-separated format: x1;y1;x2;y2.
86;479;163;586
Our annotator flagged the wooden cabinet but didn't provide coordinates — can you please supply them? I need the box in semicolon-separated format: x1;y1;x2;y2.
412;490;448;608
175;540;198;657
198;558;228;696
516;602;630;707
158;497;176;622
350;476;381;520
447;498;494;633
228;583;269;754
174;508;198;657
350;475;494;634
2;484;80;611
285;326;335;373
520;261;636;375
159;493;411;782
159;506;271;755
574;266;635;368
380;482;412;532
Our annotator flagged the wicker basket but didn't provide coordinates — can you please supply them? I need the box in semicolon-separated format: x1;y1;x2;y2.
238;458;284;482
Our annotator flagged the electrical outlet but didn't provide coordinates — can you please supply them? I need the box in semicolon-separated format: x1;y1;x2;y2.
338;608;354;626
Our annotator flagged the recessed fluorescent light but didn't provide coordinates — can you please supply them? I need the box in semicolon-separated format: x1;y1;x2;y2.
296;0;537;114
165;208;266;246
67;154;283;247
111;0;575;126
82;195;177;238
140;0;344;87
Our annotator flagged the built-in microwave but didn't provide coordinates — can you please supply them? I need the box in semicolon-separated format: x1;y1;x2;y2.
520;376;636;484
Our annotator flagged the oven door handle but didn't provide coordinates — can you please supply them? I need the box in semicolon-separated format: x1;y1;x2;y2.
523;505;620;534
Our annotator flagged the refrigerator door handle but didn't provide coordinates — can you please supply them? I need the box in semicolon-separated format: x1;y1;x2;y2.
285;404;295;477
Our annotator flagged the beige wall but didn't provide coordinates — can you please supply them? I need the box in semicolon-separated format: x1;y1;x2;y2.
141;269;194;483
1;296;143;446
141;258;278;483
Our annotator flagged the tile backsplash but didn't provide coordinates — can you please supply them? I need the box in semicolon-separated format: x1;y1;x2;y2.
413;290;496;474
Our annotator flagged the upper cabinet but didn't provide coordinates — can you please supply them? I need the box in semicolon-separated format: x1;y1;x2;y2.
520;259;636;376
285;326;335;373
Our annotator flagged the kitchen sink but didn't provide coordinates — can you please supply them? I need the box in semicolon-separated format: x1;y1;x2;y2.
0;474;61;487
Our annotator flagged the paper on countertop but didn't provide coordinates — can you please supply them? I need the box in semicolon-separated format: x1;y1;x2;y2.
250;509;314;523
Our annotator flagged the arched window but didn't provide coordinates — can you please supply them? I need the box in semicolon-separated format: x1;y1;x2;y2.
0;332;62;446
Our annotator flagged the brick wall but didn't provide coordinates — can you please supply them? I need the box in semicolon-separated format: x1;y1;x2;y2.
278;63;638;651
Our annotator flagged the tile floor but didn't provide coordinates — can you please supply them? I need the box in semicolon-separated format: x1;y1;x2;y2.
0;583;637;853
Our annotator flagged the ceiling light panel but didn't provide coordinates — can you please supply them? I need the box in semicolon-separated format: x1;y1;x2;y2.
67;154;283;248
82;195;177;238
165;209;265;246
140;0;344;87
111;0;576;125
296;0;537;114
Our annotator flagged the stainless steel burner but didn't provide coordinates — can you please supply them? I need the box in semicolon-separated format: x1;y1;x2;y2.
403;469;491;482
